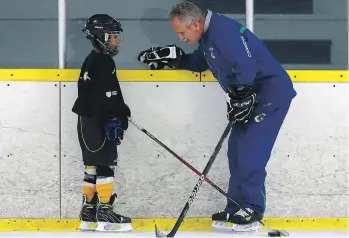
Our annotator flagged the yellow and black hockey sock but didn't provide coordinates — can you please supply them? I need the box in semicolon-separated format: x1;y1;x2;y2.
82;165;97;203
96;166;115;203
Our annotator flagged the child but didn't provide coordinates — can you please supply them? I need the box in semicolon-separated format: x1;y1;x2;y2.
72;13;132;232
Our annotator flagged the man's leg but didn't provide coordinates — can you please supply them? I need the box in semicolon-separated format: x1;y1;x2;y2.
226;125;243;213
232;101;292;224
212;125;243;229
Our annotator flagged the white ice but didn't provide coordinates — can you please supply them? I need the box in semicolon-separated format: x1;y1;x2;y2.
0;231;347;238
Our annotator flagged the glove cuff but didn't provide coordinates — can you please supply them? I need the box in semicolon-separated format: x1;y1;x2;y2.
227;84;254;99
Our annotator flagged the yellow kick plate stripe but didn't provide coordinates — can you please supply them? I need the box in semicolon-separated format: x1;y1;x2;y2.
0;69;200;82
201;70;348;83
0;218;347;231
0;69;347;82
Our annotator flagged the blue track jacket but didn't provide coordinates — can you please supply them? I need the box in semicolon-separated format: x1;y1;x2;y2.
178;10;296;106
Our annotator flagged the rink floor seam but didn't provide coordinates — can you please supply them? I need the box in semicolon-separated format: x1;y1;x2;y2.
58;82;62;219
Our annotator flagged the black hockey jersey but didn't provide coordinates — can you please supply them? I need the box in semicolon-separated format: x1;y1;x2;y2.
72;50;128;123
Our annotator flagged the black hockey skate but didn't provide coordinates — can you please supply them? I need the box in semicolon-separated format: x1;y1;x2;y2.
212;208;262;232
79;193;98;231
96;193;132;232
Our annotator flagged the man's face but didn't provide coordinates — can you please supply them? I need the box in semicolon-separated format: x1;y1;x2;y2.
171;16;202;45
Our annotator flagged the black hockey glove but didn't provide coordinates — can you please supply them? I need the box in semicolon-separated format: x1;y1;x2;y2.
138;45;185;70
226;85;257;123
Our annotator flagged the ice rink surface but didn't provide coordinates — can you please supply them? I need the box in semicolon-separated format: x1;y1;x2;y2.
0;231;347;238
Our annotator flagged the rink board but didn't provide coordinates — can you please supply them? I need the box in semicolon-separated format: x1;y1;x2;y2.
59;82;349;219
0;82;61;218
0;75;348;231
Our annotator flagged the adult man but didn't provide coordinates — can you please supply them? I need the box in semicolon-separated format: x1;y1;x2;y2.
138;1;296;232
72;14;132;232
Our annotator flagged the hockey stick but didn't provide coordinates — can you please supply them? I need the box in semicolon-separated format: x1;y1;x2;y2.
128;117;289;237
154;120;233;237
129;118;232;236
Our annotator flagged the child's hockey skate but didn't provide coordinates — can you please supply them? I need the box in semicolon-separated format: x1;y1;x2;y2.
79;193;98;231
95;193;132;232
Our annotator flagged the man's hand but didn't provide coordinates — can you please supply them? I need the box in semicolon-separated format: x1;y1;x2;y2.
138;45;185;69
226;85;257;123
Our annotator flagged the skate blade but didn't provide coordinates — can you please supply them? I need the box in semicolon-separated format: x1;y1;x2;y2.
95;222;132;232
212;221;262;232
79;221;97;231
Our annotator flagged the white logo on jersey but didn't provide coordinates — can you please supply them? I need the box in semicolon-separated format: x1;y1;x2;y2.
106;91;118;97
240;36;252;57
80;71;91;81
112;68;115;74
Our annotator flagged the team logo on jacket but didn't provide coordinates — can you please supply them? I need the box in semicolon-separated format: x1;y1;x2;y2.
106;91;118;97
254;113;266;123
209;47;215;59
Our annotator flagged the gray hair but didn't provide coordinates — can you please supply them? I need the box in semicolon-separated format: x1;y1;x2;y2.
169;1;205;26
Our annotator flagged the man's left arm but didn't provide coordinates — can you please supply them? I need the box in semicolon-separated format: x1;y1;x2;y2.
217;31;258;123
220;30;257;86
